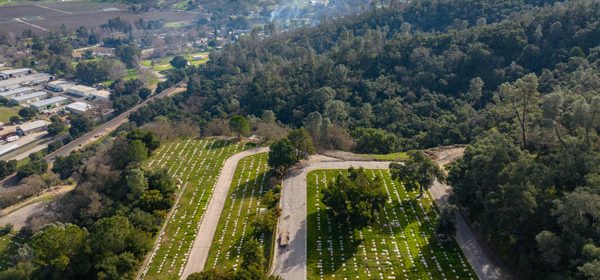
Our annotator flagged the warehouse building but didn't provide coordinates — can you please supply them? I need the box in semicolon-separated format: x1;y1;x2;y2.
67;85;97;97
66;101;93;115
31;96;69;111
16;120;51;136
89;90;111;101
0;87;33;99
0;73;54;91
11;91;48;105
0;68;32;79
46;80;76;92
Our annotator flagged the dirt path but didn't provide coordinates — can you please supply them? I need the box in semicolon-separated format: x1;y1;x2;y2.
0;201;48;230
180;146;270;280
0;184;75;230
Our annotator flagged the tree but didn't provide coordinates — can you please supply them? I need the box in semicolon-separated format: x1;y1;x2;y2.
17;159;48;179
47;118;66;136
52;152;83;179
125;140;149;165
241;238;264;269
126;168;148;201
467;77;484;106
116;44;141;68
18;107;37;120
170;56;188;69
321;168;388;229
31;223;88;272
498;73;540;149
353;128;399;154
390;150;444;197
268;139;297;173
229;115;250;140
436;204;457;236
287;127;315;159
68;114;93;138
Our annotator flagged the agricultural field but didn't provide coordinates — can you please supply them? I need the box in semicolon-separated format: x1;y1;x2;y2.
139;138;254;280
307;169;475;280
206;152;273;270
0;2;199;35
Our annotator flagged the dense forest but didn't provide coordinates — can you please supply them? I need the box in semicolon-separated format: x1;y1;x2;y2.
135;0;600;278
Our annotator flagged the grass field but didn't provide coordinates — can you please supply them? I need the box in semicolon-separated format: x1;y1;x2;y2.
0;106;20;123
206;152;273;270
141;52;210;72
140;138;254;280
307;169;475;280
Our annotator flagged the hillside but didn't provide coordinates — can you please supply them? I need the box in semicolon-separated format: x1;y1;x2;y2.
131;0;600;278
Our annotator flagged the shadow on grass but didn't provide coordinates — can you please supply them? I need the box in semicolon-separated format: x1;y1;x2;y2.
307;209;363;275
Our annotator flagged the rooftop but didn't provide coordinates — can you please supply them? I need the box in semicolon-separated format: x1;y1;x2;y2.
31;96;68;108
91;90;111;98
0;68;31;75
67;101;93;112
0;74;53;89
11;91;47;102
0;87;33;98
68;85;97;93
18;119;51;132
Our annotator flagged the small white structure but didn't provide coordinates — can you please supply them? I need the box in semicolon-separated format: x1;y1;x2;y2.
30;96;69;111
0;68;32;79
46;80;76;92
11;91;48;105
89;90;111;101
0;87;33;99
67;85;97;97
66;101;93;115
16;120;51;136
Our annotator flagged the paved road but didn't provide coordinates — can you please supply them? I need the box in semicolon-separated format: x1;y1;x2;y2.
45;82;186;162
272;155;391;280
180;146;270;280
430;179;512;280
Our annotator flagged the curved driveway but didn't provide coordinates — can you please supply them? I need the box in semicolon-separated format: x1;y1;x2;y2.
180;146;269;279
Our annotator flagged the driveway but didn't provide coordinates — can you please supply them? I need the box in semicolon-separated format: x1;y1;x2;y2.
180;146;269;280
272;155;391;280
272;149;512;280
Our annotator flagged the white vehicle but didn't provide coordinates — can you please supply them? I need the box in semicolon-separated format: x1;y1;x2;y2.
6;135;19;142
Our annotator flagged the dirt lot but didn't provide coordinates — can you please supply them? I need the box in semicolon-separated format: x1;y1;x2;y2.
0;1;199;35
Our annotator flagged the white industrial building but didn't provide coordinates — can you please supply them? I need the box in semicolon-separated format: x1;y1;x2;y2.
66;101;93;114
31;96;69;111
46;80;76;92
16;120;51;136
0;68;32;79
67;85;97;97
90;89;111;101
0;87;33;99
0;73;54;91
11;91;48;105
